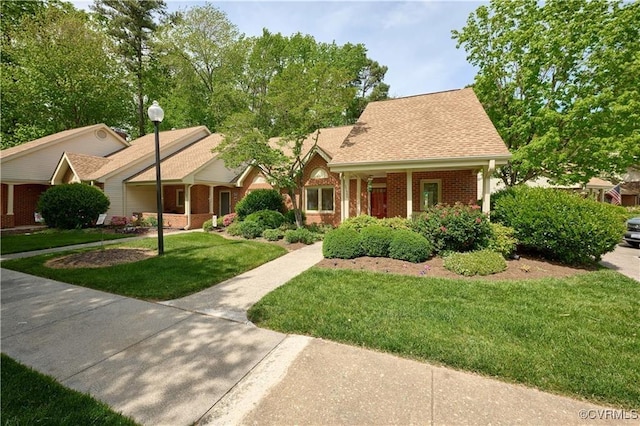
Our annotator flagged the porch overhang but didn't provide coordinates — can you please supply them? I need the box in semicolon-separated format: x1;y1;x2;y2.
328;154;511;173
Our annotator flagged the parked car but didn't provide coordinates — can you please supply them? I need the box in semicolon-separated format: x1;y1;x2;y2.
624;217;640;248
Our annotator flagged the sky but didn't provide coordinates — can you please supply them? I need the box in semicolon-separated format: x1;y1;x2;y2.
72;1;485;98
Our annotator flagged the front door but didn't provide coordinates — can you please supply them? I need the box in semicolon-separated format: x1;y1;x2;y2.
219;191;231;216
370;188;387;218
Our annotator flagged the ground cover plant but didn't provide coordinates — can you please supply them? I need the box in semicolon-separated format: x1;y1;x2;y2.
1;233;286;300
1;354;138;425
249;268;640;409
443;249;507;276
0;228;130;255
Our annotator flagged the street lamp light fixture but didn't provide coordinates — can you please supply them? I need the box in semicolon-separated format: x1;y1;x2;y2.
147;100;165;255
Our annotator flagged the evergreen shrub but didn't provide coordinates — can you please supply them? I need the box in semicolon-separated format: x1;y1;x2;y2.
323;228;363;259
37;183;109;229
235;189;284;219
388;230;433;263
360;225;394;257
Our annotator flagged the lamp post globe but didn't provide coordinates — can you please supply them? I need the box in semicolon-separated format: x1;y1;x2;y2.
147;101;165;255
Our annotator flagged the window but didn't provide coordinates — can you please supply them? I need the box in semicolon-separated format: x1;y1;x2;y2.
420;179;441;210
306;186;334;212
176;189;185;207
310;168;328;179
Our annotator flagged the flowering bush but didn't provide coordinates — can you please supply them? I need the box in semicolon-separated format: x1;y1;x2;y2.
110;216;129;227
411;203;491;253
222;213;237;227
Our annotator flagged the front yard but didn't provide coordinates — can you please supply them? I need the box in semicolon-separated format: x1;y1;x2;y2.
0;228;131;255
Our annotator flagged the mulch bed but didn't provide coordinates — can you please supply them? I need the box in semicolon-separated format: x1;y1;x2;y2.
45;248;156;269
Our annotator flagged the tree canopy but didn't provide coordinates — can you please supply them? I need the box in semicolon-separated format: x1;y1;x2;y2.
453;0;640;186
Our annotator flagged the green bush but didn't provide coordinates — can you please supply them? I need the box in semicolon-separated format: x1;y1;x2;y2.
284;228;318;245
378;217;411;230
411;203;491;253
203;219;214;232
340;215;380;232
388;230;433;263
262;228;284;241
235;189;284;220
306;223;334;234
37;184;110;229
237;221;265;239
487;223;518;258
323;228;363;259
225;222;242;236
284;209;306;225
493;186;626;264
245;209;286;230
443;250;507;276
360;225;394;257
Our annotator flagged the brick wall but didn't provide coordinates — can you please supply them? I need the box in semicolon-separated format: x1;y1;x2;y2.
303;154;341;226
13;184;49;226
191;185;210;214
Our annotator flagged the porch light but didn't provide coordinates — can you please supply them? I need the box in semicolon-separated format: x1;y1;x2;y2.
148;101;165;255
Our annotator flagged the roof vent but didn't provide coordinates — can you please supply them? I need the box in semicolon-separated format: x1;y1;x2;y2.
96;129;108;140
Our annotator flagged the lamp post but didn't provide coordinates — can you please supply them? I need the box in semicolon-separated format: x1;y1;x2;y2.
147;101;165;255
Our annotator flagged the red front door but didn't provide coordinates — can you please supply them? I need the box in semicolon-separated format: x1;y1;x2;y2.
370;188;387;218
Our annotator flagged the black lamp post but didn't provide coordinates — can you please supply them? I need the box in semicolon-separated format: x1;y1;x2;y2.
147;100;165;255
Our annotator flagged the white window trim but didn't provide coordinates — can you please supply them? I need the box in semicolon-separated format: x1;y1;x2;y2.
310;167;329;179
305;186;335;213
176;189;185;207
419;179;442;210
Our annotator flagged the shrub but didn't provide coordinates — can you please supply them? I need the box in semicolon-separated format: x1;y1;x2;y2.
493;186;626;263
222;213;237;227
284;228;318;245
487;223;518;258
237;221;265;239
323;228;363;259
109;216;129;227
378;217;411;230
225;222;242;236
141;216;158;227
37;183;110;229
245;209;286;230
340;215;380;232
262;228;284;241
360;225;394;257
284;209;306;225
203;219;215;232
443;250;507;276
235;189;284;220
388;229;433;263
411;203;491;253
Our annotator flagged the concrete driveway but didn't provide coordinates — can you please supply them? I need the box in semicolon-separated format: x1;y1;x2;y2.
600;243;640;281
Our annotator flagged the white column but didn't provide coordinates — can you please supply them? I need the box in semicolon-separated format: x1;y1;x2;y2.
7;184;14;215
406;171;413;219
482;167;491;213
356;177;361;216
344;173;351;220
209;186;214;214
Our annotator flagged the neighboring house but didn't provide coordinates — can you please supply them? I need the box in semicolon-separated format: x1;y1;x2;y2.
0;88;512;229
0;124;129;228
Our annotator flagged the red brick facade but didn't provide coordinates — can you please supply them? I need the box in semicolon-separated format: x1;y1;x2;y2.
0;184;49;228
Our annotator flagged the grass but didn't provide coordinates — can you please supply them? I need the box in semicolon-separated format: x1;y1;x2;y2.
248;267;640;409
1;233;286;300
0;228;130;255
1;353;139;425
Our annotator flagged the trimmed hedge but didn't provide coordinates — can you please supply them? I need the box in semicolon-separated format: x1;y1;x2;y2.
487;223;518;258
360;225;394;257
245;209;286;230
284;228;318;245
262;228;284;241
323;228;363;259
37;184;110;229
235;189;284;220
443;250;507;276
340;215;380;232
493;186;626;264
388;230;433;263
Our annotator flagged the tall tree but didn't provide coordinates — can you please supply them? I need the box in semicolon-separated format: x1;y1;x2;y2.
1;4;130;148
91;0;166;137
453;0;640;186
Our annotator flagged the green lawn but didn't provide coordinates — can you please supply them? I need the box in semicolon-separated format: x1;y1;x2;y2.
0;228;131;255
1;354;139;425
248;267;640;408
1;233;286;300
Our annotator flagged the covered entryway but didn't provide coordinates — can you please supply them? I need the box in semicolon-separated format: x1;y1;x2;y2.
370;187;387;218
219;191;231;217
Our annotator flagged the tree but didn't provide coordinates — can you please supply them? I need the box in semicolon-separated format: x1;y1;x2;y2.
1;4;131;148
452;0;640;187
91;0;166;137
215;31;377;226
346;58;390;122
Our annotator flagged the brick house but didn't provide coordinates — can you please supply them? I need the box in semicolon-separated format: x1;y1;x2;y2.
1;88;511;229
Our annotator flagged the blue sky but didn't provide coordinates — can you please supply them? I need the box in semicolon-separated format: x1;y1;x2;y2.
73;1;485;97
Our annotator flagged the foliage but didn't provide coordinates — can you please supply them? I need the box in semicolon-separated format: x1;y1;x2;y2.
234;189;284;220
411;203;491;253
141;216;158;228
388;230;433;263
1;354;138;426
202;219;214;232
340;215;381;232
378;217;411;230
248;268;640;408
225;222;242;236
360;225;394;257
1;4;130;147
109;216;130;227
284;228;318;245
244;209;286;230
37;184;110;229
322;228;363;259
237;220;265;239
453;0;640;186
492;186;626;263
284;209;306;225
262;228;284;241
487;223;518;258
222;213;237;227
305;223;333;234
443;250;507;276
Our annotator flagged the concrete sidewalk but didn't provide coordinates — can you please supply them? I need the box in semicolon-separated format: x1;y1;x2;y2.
1;241;634;425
